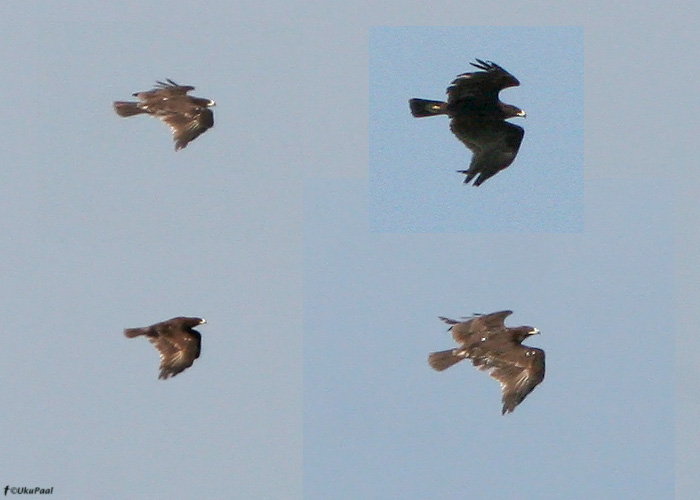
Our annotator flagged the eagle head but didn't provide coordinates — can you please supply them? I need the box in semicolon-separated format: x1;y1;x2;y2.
501;103;526;119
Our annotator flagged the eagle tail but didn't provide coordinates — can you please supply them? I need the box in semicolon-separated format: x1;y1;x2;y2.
113;101;146;117
124;327;145;338
409;99;447;118
428;349;464;371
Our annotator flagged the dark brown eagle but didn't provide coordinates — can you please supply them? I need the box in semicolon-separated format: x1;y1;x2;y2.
428;310;544;414
409;60;526;186
124;316;206;379
113;80;215;151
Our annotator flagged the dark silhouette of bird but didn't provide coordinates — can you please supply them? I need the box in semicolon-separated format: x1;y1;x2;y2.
124;316;206;379
410;60;526;186
113;79;215;150
428;310;544;414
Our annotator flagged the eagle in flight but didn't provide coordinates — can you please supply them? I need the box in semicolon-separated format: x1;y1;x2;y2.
409;60;526;186
113;80;215;150
428;310;544;414
125;316;206;379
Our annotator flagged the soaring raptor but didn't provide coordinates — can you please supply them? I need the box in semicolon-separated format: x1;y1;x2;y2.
113;80;215;150
410;60;526;186
428;310;544;414
125;316;206;379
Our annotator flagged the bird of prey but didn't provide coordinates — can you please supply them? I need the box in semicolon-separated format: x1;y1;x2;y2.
113;79;215;150
124;316;206;379
428;310;544;414
409;60;526;186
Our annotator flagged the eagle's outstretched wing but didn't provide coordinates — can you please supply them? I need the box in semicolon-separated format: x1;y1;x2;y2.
160;108;215;151
135;79;195;100
446;59;520;107
439;310;513;344
469;344;545;414
148;329;201;379
452;120;524;186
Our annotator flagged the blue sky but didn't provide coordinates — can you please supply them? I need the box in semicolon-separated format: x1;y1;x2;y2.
0;2;697;499
370;27;583;232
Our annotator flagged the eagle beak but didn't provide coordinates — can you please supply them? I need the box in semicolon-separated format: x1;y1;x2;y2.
200;319;207;324
530;328;540;335
208;100;216;107
518;110;527;118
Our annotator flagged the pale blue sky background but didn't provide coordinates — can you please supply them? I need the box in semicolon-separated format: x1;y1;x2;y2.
1;3;308;499
0;1;698;499
370;27;583;232
305;178;674;500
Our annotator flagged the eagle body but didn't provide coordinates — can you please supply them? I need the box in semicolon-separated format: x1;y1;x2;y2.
409;60;526;186
114;79;215;150
429;310;544;414
125;316;206;379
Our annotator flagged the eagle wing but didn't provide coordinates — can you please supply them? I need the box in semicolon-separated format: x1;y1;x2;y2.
440;310;513;345
149;329;201;379
154;79;195;94
135;79;195;101
446;59;520;107
451;120;524;186
470;345;545;414
160;108;214;150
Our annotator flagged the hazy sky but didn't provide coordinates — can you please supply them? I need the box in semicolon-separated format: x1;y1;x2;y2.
0;2;697;499
305;178;673;500
1;3;306;499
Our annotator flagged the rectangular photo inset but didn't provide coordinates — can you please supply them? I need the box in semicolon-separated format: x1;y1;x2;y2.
370;26;583;232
